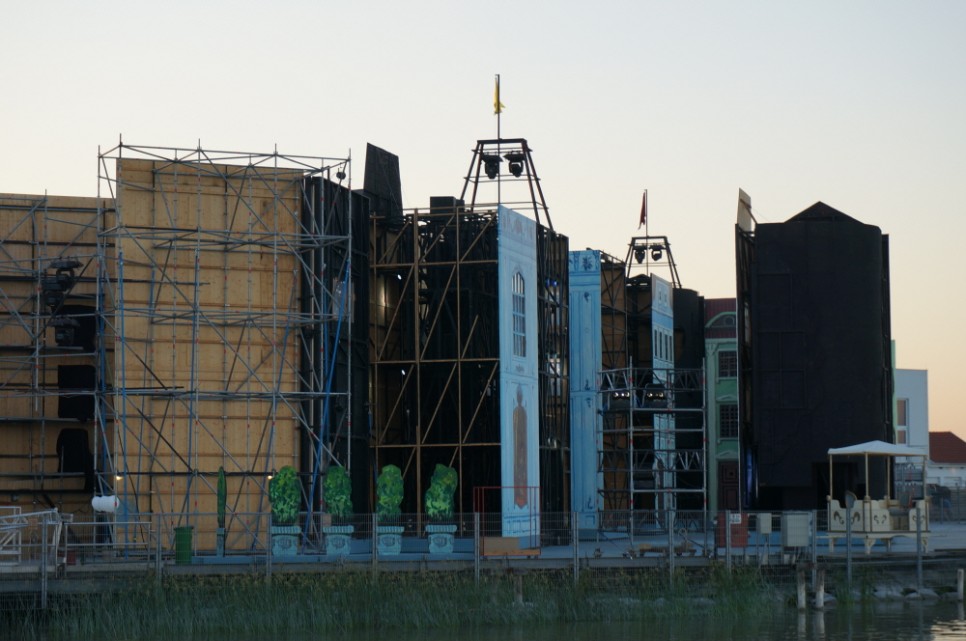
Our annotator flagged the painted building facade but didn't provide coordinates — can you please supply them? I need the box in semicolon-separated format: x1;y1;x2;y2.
704;298;739;513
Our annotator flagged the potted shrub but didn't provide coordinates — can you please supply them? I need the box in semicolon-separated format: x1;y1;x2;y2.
268;465;301;556
376;464;404;555
323;466;354;556
216;466;227;556
424;464;458;554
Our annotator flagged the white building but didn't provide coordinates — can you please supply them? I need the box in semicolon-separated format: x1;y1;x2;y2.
928;432;966;489
893;368;929;498
894;368;929;455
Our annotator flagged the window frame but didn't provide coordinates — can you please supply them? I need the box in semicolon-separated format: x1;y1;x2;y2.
719;403;739;439
512;271;526;358
718;349;738;379
897;398;909;427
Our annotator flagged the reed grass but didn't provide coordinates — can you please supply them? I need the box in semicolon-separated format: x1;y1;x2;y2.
6;566;782;639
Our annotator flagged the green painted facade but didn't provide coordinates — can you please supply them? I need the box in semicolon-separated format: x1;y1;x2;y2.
705;304;739;514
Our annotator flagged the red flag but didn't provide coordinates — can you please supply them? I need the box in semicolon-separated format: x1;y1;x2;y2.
639;191;648;228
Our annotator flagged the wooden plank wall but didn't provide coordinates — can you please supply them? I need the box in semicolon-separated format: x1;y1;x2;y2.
111;159;306;546
0;194;104;517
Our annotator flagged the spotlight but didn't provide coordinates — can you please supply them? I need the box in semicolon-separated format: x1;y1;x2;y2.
633;246;647;264
650;245;664;261
504;152;525;177
42;259;81;311
49;258;81;273
52;317;79;347
482;154;502;179
336;170;346;180
42;284;65;310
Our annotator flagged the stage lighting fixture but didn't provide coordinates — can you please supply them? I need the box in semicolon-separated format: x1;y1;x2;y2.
504;152;525;177
482;154;502;179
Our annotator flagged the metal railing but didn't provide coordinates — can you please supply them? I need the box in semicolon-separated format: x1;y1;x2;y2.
0;506;945;609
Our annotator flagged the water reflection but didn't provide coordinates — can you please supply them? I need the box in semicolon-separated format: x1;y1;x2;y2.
323;603;965;641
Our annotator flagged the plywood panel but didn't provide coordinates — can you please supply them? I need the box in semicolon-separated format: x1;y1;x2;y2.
0;194;105;490
108;157;310;524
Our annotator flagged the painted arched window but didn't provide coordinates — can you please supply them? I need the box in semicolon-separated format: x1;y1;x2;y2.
512;272;526;357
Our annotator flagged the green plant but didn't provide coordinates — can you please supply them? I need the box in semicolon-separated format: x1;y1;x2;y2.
268;465;300;526
376;464;404;520
323;466;353;519
217;466;227;529
424;464;457;521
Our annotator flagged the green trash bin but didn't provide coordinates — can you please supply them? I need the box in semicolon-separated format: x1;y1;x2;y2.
174;526;193;565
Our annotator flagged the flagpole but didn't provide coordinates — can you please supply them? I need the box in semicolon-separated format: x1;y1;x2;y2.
496;74;502;206
644;189;648;236
637;189;647;236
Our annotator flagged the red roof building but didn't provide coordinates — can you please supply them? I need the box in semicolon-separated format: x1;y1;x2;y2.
929;432;966;464
928;431;966;490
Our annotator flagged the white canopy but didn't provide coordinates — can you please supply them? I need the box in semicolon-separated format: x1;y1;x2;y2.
827;440;927;501
827;440;926;459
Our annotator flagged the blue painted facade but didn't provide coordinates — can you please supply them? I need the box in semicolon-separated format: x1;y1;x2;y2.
650;275;675;511
498;206;540;539
568;250;603;529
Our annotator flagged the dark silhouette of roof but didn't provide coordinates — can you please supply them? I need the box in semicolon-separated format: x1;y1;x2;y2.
929;431;966;464
786;202;865;225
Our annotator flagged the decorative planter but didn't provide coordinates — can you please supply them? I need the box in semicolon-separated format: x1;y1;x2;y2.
271;525;300;557
426;523;457;554
216;527;226;557
376;525;404;556
323;525;355;556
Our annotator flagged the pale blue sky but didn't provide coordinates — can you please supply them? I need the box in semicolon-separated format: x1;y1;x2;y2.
3;1;964;436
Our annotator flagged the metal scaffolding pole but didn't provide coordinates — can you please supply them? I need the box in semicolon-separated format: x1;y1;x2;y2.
95;142;353;551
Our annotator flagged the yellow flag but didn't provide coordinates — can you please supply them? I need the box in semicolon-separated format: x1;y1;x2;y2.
494;75;505;114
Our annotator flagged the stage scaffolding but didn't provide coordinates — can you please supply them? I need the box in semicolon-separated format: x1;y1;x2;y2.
370;202;501;516
598;236;707;530
599;366;706;523
0;194;105;511
370;137;570;519
596;252;629;512
464;138;571;517
95;143;354;548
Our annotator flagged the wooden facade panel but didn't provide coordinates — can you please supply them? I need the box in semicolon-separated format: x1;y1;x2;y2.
0;195;103;247
0;323;33;346
112;426;298;477
0;155;317;528
42;219;99;246
0;398;35;417
116;159;157;184
138;400;293;419
0;193;104;506
110;158;305;517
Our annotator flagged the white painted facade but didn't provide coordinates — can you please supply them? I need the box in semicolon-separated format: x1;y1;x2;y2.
929;462;966;489
895;369;929;457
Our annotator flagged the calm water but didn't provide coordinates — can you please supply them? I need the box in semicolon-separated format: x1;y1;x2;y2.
17;601;966;640
307;603;964;641
348;603;966;641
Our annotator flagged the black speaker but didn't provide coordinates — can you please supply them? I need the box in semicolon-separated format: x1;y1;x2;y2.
56;427;95;490
58;365;95;421
54;304;96;351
